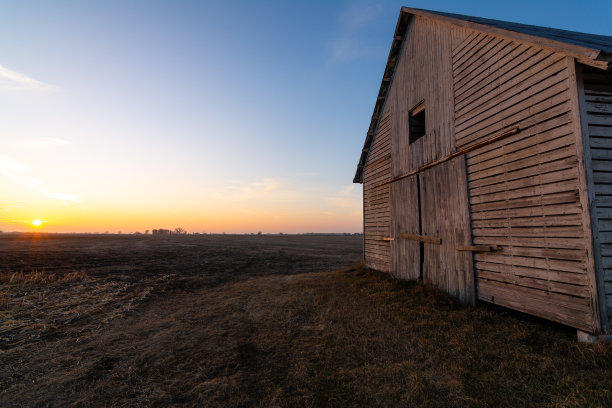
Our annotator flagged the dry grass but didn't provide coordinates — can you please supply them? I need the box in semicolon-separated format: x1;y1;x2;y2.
1;235;610;406
0;269;87;285
0;269;88;313
2;264;611;407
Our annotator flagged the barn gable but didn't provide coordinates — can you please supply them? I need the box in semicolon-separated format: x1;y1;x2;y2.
355;8;611;185
355;8;612;334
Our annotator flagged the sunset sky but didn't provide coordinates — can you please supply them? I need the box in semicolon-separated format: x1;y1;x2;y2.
1;0;611;233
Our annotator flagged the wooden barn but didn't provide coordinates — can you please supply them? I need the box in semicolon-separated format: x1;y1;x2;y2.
354;8;612;336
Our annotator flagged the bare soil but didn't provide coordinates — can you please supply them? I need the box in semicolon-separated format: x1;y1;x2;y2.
1;233;611;407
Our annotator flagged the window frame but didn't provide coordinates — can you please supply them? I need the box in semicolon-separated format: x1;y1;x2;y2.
408;100;426;144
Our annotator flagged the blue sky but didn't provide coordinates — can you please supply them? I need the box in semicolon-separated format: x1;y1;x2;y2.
0;0;610;233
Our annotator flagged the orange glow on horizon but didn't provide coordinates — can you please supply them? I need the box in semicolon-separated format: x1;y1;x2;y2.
2;184;363;234
0;205;362;234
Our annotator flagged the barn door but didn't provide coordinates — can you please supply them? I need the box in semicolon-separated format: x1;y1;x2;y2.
390;175;420;280
391;156;475;304
419;156;475;304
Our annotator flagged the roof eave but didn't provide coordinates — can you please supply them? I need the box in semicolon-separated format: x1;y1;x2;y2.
403;7;604;64
353;10;410;183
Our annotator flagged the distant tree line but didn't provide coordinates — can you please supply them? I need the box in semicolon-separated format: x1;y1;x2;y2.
151;227;187;235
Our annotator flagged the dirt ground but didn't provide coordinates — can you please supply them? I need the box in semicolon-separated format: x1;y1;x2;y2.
1;233;611;407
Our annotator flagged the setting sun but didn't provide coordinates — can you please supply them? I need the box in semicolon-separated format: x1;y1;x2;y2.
32;219;42;227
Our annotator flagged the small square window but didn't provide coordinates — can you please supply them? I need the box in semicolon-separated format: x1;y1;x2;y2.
409;101;425;144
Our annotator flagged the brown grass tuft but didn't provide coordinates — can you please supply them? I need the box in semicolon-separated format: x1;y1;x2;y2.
0;269;87;285
61;269;88;283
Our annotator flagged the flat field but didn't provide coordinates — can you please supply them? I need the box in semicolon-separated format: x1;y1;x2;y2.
0;233;611;407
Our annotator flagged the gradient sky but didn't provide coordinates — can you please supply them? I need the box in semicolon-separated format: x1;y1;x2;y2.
1;0;611;233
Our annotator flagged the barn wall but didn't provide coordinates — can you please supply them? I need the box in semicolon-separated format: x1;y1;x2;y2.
581;66;612;330
453;32;598;331
391;16;472;177
363;111;392;272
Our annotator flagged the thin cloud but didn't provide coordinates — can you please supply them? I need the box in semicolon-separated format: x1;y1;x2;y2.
340;2;383;29
0;155;41;188
326;184;361;210
16;137;71;149
0;154;81;203
0;64;57;91
327;196;361;210
216;178;308;207
5;173;42;189
329;38;385;62
0;205;24;212
42;191;80;203
0;155;29;173
328;2;386;62
338;185;356;196
223;178;285;201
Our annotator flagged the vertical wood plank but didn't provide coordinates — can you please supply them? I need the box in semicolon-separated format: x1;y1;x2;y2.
418;157;475;304
391;176;421;280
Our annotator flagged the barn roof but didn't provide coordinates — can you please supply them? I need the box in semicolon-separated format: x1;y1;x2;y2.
418;8;612;56
353;8;612;183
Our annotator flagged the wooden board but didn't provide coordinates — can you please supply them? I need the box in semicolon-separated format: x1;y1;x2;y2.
400;233;442;245
390;176;420;280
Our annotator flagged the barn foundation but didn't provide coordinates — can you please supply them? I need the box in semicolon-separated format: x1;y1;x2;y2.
577;331;612;344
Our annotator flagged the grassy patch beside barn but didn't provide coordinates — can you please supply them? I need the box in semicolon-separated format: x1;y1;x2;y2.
1;234;610;406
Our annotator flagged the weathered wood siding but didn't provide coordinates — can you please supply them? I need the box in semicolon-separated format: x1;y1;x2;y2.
420;157;475;304
363;112;392;272
453;32;598;331
391;16;472;177
582;66;612;330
